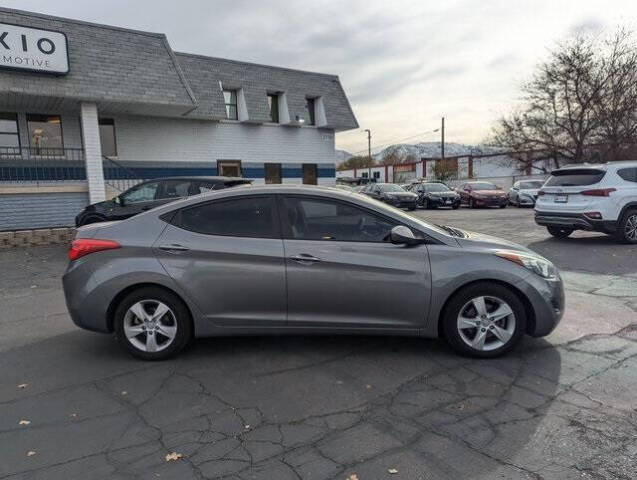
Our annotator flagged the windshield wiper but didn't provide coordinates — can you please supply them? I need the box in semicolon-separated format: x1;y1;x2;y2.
436;224;466;238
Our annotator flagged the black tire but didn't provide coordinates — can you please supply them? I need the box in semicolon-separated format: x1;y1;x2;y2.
615;208;637;244
499;204;507;209
114;287;193;360
408;206;416;211
469;198;476;209
452;205;459;210
547;226;573;239
422;198;429;209
441;282;527;358
78;214;106;226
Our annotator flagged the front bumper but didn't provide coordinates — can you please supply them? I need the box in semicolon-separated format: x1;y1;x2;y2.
518;272;565;337
518;195;537;206
427;196;460;207
535;212;617;234
473;196;508;207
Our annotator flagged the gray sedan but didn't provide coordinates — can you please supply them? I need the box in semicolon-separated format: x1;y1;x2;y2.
62;185;564;360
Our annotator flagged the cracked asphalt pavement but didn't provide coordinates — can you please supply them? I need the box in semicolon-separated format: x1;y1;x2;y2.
1;207;636;479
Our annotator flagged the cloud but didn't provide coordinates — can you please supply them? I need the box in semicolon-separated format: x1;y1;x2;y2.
569;18;606;35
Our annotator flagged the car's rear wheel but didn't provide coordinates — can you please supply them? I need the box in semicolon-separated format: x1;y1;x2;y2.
499;204;507;209
616;209;637;244
547;226;573;238
114;287;193;360
442;282;526;358
469;198;476;209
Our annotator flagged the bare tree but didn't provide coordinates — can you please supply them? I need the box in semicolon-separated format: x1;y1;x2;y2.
492;27;637;167
337;155;375;171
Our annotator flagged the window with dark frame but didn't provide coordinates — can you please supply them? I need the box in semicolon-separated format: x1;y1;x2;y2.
26;114;63;151
267;94;279;123
265;163;282;184
98;118;117;157
0;113;20;150
303;163;318;185
176;196;277;238
223;89;238;120
305;98;315;125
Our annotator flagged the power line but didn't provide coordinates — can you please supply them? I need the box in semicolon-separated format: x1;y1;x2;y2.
348;129;441;156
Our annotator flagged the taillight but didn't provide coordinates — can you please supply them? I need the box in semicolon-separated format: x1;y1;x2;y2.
584;212;602;219
68;239;120;261
580;188;616;197
537;191;546;196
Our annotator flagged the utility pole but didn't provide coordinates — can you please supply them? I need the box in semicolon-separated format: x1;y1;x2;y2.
364;129;372;180
441;116;445;160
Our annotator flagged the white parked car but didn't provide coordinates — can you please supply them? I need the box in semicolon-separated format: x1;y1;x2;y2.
535;162;637;243
508;180;544;207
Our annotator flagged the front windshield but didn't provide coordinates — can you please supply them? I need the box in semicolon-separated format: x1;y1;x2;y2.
519;181;542;189
471;182;497;190
379;184;406;192
355;192;448;236
423;184;450;192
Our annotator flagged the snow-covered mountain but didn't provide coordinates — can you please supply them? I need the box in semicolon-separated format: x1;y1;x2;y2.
335;142;500;166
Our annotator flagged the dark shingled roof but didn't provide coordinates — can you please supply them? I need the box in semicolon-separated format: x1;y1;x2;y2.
0;7;197;116
175;53;359;131
0;7;358;130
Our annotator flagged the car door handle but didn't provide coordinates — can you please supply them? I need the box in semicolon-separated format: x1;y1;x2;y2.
289;254;321;264
159;244;190;253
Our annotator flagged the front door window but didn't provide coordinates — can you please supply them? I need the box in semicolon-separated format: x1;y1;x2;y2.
218;160;242;177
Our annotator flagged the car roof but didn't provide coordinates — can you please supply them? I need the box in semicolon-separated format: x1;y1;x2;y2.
556;161;637;171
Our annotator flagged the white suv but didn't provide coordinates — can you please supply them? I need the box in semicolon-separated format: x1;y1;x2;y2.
535;161;637;243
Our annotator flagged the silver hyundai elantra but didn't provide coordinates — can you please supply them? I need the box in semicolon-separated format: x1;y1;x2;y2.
62;185;564;360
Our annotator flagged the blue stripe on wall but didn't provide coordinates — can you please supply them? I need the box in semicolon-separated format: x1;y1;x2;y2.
1;164;336;181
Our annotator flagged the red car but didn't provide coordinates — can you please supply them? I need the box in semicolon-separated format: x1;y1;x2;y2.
455;181;508;208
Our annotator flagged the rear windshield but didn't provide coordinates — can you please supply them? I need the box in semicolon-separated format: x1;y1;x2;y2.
545;169;605;187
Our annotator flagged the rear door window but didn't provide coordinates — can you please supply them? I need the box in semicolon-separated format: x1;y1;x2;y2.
545;169;606;186
174;196;278;238
157;180;193;199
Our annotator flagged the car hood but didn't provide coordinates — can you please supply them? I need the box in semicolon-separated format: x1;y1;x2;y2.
383;192;417;198
471;190;506;196
428;191;458;197
452;228;534;254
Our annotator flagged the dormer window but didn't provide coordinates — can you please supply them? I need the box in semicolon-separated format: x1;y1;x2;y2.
305;98;316;125
267;94;279;123
223;89;238;120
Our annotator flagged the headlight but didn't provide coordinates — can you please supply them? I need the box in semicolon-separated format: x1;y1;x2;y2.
495;250;558;280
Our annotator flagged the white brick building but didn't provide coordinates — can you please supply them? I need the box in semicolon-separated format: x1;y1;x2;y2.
0;8;358;230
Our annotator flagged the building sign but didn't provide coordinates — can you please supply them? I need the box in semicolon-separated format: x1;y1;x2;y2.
0;23;69;74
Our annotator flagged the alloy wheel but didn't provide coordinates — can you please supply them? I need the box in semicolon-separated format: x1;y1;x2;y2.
123;300;177;353
457;296;516;351
625;214;637;241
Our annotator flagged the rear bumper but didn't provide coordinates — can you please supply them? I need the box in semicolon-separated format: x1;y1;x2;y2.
535;212;617;234
387;198;417;208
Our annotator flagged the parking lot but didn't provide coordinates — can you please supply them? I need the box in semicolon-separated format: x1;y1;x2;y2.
1;206;636;480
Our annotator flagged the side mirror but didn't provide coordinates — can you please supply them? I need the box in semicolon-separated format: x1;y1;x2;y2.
114;195;123;206
390;225;422;246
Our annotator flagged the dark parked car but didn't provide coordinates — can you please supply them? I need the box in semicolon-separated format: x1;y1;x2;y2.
63;185;564;360
75;176;251;226
455;181;508;208
407;182;461;209
361;183;418;210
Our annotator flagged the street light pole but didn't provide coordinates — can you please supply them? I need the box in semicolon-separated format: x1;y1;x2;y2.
441;117;445;160
364;129;372;180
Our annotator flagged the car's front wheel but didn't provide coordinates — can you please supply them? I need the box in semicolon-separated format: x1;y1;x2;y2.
616;209;637;244
114;287;193;360
442;282;526;358
547;226;573;238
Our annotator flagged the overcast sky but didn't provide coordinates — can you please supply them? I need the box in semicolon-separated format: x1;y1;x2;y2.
6;0;637;154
